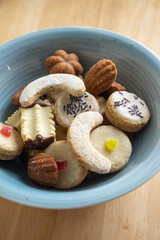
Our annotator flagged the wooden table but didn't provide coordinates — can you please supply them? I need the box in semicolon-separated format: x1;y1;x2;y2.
0;0;160;239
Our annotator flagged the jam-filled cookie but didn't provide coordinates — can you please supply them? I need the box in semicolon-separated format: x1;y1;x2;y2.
45;141;88;189
105;91;150;132
0;122;24;160
90;125;132;173
54;92;100;129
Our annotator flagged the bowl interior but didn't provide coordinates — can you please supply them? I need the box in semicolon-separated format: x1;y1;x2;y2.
0;27;160;208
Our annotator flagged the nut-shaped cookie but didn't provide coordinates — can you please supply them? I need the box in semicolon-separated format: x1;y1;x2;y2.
45;49;83;76
84;59;117;95
28;153;58;187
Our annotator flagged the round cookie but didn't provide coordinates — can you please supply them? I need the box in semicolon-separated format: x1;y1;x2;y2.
45;141;88;189
90;125;132;173
105;91;150;132
54;92;100;129
0;122;24;157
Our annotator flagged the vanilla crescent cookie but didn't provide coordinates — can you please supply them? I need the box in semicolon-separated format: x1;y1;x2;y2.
45;141;88;189
105;91;150;132
90;125;132;173
54;92;100;130
19;74;86;107
0;122;24;159
67;112;111;174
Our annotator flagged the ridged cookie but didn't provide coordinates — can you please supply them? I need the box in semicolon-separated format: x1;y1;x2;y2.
19;74;86;107
5;108;21;132
21;103;56;150
90;125;132;173
67;112;111;174
45;141;88;189
105;91;150;132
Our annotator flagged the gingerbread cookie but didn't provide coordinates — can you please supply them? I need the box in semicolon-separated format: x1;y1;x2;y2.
105;91;150;132
45;141;88;189
54;92;100;129
90;125;132;172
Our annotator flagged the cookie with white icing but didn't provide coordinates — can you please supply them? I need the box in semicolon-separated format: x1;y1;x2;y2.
54;92;100;129
90;125;132;173
105;91;150;132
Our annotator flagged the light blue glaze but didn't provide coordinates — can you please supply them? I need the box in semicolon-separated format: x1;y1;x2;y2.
0;27;160;209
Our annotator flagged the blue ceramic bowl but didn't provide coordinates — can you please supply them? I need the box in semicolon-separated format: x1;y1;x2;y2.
0;27;160;209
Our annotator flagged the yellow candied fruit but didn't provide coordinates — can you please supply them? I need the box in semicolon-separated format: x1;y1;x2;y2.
105;139;118;152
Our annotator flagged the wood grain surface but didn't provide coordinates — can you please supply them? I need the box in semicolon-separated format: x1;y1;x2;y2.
0;0;160;239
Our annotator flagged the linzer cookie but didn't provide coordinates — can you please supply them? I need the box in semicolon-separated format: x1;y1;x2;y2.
19;74;86;107
67;112;111;174
105;91;150;132
45;141;88;189
84;59;117;95
0;122;24;160
5;108;21;132
21;102;56;150
54;92;100;129
90;125;132;173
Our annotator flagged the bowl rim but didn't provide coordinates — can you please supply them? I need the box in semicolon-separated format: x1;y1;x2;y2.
0;26;160;209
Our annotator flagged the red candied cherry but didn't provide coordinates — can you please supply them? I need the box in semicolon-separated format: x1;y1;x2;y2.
0;125;12;137
56;159;68;172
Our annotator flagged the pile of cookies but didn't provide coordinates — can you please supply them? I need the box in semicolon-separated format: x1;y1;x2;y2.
0;49;150;189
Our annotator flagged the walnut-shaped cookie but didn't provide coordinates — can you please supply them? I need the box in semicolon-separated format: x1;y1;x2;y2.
45;50;83;76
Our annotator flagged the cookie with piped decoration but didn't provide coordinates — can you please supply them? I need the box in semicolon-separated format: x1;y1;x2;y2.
105;91;150;132
54;92;100;130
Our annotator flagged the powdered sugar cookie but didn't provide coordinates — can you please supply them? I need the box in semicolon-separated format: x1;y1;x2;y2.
46;75;84;102
54;92;100;129
90;125;132;172
45;141;88;189
67;112;111;174
105;91;150;132
19;74;85;107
